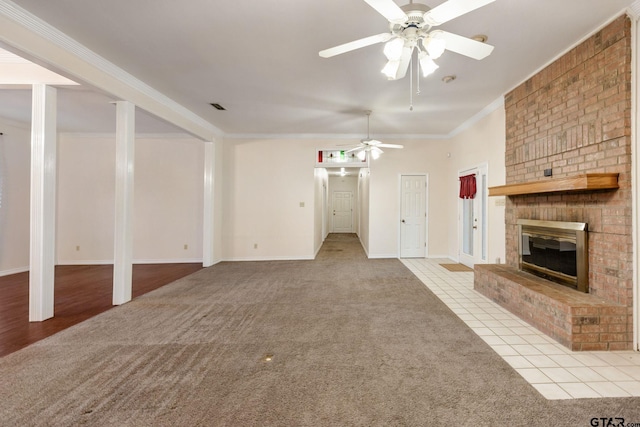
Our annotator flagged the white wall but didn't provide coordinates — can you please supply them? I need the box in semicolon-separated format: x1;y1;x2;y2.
57;134;205;264
358;168;370;254
313;167;328;255
367;138;451;258
222;138;319;260
132;137;204;262
448;103;506;264
57;135;115;263
0;119;30;275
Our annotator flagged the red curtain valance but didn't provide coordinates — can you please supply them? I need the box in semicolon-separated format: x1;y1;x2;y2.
459;174;477;199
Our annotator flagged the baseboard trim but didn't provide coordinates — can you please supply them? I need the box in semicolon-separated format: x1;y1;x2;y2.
56;259;204;266
427;255;458;262
56;260;113;266
368;254;398;259
222;256;314;262
133;259;204;264
0;266;29;277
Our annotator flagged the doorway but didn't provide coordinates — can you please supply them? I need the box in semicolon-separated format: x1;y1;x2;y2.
400;175;427;258
458;164;488;267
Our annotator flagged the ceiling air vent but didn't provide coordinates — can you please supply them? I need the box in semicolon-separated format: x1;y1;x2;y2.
210;103;226;111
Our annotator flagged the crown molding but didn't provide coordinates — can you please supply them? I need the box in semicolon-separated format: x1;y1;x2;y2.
628;1;640;18
224;132;451;140
59;131;198;140
0;0;222;142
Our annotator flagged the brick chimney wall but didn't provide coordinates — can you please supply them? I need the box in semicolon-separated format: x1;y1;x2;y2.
503;15;633;346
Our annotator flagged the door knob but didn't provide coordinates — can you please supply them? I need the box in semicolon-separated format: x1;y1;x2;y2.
401;219;405;223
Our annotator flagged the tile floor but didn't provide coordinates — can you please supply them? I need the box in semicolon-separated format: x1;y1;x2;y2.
401;258;640;400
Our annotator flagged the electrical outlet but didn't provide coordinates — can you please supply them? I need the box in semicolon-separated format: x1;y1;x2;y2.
76;245;80;251
184;244;188;250
254;243;258;249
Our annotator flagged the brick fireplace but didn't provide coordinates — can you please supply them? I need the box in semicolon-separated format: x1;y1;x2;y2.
474;15;633;351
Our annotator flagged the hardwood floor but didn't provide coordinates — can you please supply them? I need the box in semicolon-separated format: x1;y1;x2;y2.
0;263;203;357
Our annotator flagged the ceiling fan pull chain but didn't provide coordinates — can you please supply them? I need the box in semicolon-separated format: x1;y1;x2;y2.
409;55;414;111
416;56;421;95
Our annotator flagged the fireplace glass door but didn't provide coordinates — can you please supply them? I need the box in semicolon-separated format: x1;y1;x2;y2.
517;219;588;292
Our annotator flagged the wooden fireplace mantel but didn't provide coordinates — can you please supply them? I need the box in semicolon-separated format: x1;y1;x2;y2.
488;173;619;197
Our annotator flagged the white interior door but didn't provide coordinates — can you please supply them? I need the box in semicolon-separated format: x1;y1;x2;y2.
400;175;427;258
459;165;487;267
332;191;353;232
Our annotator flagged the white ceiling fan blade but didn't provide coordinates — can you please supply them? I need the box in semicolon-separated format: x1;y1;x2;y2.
433;30;494;60
377;143;404;149
345;146;364;153
363;0;408;24
396;46;412;79
319;33;392;58
424;0;495;26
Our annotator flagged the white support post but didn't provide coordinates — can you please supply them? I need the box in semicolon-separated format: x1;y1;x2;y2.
29;84;57;322
203;141;216;267
113;101;135;305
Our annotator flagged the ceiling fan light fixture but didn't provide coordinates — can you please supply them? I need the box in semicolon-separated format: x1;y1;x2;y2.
357;150;366;160
381;60;401;79
423;36;446;59
383;38;405;60
418;52;439;77
371;146;383;160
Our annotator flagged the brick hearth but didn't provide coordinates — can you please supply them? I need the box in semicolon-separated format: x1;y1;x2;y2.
475;265;628;351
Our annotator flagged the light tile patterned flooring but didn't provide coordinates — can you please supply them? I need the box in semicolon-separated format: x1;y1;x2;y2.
401;258;640;400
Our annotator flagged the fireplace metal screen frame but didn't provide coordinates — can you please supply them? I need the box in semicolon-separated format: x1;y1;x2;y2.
517;219;589;293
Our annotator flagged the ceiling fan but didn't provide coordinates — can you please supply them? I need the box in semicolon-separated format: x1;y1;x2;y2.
345;111;404;160
319;0;495;80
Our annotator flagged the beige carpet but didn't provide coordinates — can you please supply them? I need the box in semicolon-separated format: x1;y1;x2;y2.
1;234;639;426
440;263;474;272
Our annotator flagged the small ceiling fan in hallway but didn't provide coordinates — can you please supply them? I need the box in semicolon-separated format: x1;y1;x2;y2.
319;0;495;80
344;111;404;160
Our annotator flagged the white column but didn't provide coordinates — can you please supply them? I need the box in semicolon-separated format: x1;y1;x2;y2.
202;141;216;267
29;84;57;322
113;101;135;305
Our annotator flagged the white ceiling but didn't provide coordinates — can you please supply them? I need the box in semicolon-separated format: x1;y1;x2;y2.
0;0;636;137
